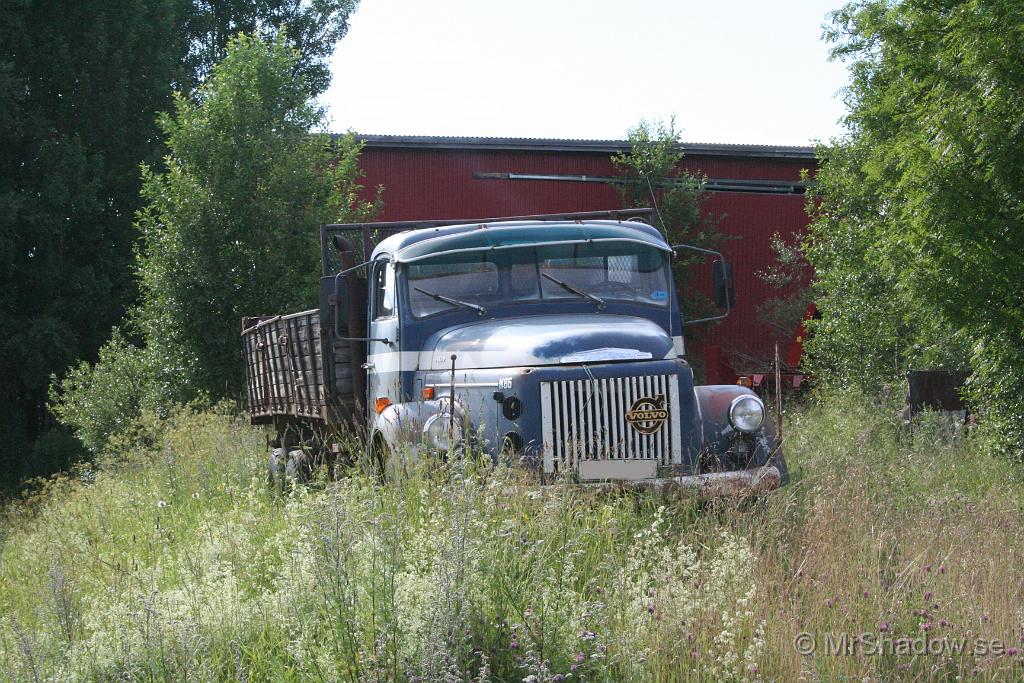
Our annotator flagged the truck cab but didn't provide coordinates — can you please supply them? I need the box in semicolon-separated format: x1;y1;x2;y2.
355;212;785;490
243;210;786;493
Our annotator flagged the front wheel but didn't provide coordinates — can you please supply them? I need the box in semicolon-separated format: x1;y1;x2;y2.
268;447;316;491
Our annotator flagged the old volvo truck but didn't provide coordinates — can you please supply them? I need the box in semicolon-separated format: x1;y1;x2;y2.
242;209;787;493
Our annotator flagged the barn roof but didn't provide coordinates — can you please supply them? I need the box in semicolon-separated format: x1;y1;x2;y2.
350;134;816;160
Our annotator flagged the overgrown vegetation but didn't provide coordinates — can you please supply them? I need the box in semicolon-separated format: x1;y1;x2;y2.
806;0;1024;457
51;34;380;456
3;395;1021;681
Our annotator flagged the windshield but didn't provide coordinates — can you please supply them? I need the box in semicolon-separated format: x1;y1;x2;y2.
405;241;671;318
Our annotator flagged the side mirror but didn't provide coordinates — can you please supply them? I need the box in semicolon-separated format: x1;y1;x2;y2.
713;260;735;310
671;242;733;325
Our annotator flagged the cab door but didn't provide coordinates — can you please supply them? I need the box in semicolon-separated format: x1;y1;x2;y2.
367;259;401;420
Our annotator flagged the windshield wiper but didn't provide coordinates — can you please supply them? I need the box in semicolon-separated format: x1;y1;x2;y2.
414;287;487;316
541;272;606;310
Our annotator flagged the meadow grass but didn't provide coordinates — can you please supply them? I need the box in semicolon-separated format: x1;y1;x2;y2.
0;394;1022;682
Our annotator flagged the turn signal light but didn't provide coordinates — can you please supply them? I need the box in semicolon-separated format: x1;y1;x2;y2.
375;396;392;414
737;376;753;388
422;386;435;400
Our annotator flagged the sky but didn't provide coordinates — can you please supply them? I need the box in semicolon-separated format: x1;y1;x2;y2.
321;0;851;146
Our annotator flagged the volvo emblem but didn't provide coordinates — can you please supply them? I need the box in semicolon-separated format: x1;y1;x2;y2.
625;395;669;434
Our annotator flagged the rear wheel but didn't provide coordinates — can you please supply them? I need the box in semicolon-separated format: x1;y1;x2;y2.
285;448;314;483
268;447;287;491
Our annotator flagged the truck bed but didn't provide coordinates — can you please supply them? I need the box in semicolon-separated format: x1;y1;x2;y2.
241;310;353;423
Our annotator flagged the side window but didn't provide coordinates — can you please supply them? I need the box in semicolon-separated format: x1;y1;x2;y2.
372;261;395;320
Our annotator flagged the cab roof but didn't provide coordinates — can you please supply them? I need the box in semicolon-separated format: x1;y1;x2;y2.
372;219;670;263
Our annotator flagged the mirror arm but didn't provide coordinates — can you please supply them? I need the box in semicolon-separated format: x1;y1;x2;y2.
670;243;732;326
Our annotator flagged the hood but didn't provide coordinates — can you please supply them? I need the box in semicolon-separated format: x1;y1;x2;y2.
422;314;675;370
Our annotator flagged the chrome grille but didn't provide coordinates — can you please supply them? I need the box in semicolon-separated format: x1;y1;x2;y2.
540;374;682;474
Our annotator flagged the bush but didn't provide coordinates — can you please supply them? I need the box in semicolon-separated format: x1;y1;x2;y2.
49;330;158;454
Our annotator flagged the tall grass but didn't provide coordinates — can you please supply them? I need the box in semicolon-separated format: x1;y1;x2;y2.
0;394;1022;681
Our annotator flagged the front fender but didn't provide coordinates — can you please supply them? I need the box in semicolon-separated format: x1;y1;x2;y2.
372;399;472;459
694;385;788;483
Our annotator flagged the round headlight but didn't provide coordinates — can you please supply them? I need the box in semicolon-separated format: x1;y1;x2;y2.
423;413;464;451
729;395;765;432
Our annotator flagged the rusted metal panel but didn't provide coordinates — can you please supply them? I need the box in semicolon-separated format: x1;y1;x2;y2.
241;310;327;424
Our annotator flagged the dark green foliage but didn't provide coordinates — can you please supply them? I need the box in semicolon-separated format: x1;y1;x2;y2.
184;0;359;95
612;119;725;322
134;33;379;407
1;0;361;486
0;0;188;488
807;0;1024;456
53;35;380;452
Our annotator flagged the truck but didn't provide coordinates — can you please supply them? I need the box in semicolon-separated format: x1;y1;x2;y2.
241;209;787;494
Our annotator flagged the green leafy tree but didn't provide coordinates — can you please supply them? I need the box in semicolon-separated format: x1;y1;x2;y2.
1;0;361;485
612;118;725;322
184;0;359;95
0;0;188;487
136;33;380;404
53;34;380;452
807;0;1024;455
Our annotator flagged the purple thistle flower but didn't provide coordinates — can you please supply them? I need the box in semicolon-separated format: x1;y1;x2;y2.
880;622;889;633
924;591;933;601
1008;647;1021;657
510;639;519;650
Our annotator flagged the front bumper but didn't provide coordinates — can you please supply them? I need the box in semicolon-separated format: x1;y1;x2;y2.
578;465;782;496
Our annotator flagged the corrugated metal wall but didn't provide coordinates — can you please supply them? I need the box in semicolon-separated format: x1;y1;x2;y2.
356;143;814;366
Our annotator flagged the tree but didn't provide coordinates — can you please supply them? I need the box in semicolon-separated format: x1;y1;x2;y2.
184;0;359;95
53;34;380;452
1;0;361;485
807;0;1024;455
612;118;725;322
0;0;188;486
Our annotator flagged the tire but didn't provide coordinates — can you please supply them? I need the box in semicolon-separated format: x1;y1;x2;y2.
769;450;790;485
268;447;287;491
285;448;313;484
368;434;397;482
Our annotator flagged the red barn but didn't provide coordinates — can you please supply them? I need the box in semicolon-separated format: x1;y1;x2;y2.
355;135;815;371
